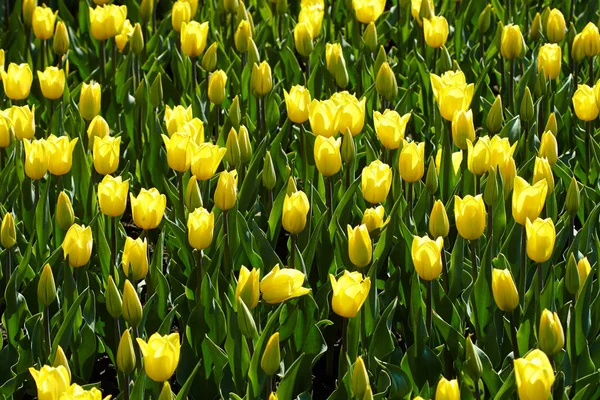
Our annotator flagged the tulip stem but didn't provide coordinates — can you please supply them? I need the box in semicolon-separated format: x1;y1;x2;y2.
195;249;203;301
44;305;51;360
261;97;267;139
289;234;296;269
100;40;106;82
537;263;543;306
570;303;578;395
123;373;130;400
178;172;186;222
509;311;520;358
426;280;432;335
41;39;46;71
223;210;231;275
193;57;198;90
326;176;333;214
470;240;481;339
589;56;594;86
519;225;526;306
509;60;515;113
111;216;117;272
487;204;493;252
585;120;591;179
441;246;449;294
266;374;273;397
407;182;413;222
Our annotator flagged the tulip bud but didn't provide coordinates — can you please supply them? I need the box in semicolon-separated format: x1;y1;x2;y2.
539;309;565;356
483;167;498;206
185;175;203;210
56;192;74;231
247;37;261;68
572;33;585;63
374;46;387;78
530;12;542;40
325;43;348;88
235;20;252;52
486;95;504;134
106;276;123;318
224;0;239;14
1;213;16;249
478;4;492;34
53;346;71;381
238;126;252;164
425;156;438;196
539;131;558;166
565;253;580;295
429;200;449;238
225;128;241;168
465;335;483;380
286;175;297;195
23;0;36;27
237;297;258;339
262;151;277;190
201;42;218;72
150;73;163;109
362;387;374;400
117;329;136;375
208;70;227;105
418;0;433;22
275;0;287;14
53;21;69;57
375;62;397;103
122;280;143;327
229;95;242;129
261;333;280;375
38;264;57;307
544;113;558;136
158;382;173;400
351;357;369;399
520;87;534;123
251;62;272;97
566;176;580;216
130;23;144;55
438;45;453;72
494;21;504;50
294;22;313;57
140;0;155;23
363;22;377;52
535;68;547;97
342;128;356;164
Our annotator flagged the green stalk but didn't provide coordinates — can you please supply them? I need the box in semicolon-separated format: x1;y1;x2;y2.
470;240;481;339
510;311;520;358
519;225;526;306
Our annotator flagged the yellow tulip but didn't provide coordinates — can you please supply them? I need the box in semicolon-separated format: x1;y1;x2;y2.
525;217;555;263
93;136;121;175
411;235;444;281
435;377;460;400
294;21;314;57
260;264;311;303
9;105;35;140
499;157;517;198
314;136;342;176
236;266;260;309
180;0;198;17
89;4;128;41
572;33;585;63
234;20;252;52
32;5;57;40
578;257;591;286
374;110;411;150
362;206;385;232
451;109;475;150
115;19;134;53
347;224;372;268
122;279;142;327
23;138;48;180
29;365;70;400
208;70;227;105
136;333;181;382
187;207;214;250
61;384;108;400
580;22;600;57
325;43;348;88
573;84;599;121
56;192;74;231
539;309;564;356
466;137;491;176
454;194;486;241
430;70;468;99
351;356;369;399
98;175;129;217
164;105;193;136
501;24;525;60
162;132;193;172
122;237;148;280
538;131;558;165
130;188;167;230
514;350;555;400
284;85;311;124
512;177;548;225
53;346;71;381
87;115;110;149
46;134;78;176
330;271;371;318
424;16;449;48
351;0;385;24
180;21;209;57
545;9;566;43
298;6;324;38
62;224;93;267
533;157;554;194
181;118;205;144
261;333;280;375
214;170;238;210
79;81;102;121
399;141;425;182
361;160;392;204
22;0;36;28
431;77;474;121
429;200;449;238
0;112;10;148
37;67;65;100
491;268;519;312
1;213;16;249
410;0;434;26
171;0;191;33
282;190;310;234
333;94;366;136
251;61;272;97
309;99;338;137
1;63;33;100
538;44;562;80
490;135;517;168
190;143;227;181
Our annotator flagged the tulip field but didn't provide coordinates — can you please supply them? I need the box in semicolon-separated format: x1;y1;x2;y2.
3;0;600;398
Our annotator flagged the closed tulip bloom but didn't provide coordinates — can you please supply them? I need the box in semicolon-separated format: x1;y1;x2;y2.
512;177;548;225
533;157;554;194
375;62;397;103
130;188;167;230
23;138;48;180
29;365;70;400
526;217;555;263
164;105;193;136
491;268;519;312
514;350;555;400
309;99;338;137
180;21;209;57
352;0;384;24
37;67;65;100
499;157;517;198
89;4;127;41
122;237;148;280
93;136;121;175
214;170;238;210
351;357;369;399
46;135;78;176
314;136;342;176
251;61;272;96
62;224;93;267
429;200;449;238
334;95;366;136
162;132;192;172
430;72;474;121
466;137;491;176
361;160;392;204
261;333;280;375
411;235;444;281
2;63;33;100
454;195;486;240
191;143;227;180
424;16;449;48
573;84;599;121
9;105;35;140
181;0;198;16
330;271;371;318
260;264;311;303
374;110;411;150
187;207;214;250
572;33;585;63
347;224;372;268
410;0;433;26
208;70;227;105
282;190;310;234
122;279;142;327
399;141;425;182
0;112;10;148
545;9;566;43
22;0;36;28
362;206;385;232
294;22;313;57
117;329;136;376
87;115;110;147
137;333;180;382
1;213;17;249
284;85;311;124
115;19;134;53
430;70;468;100
98;175;129;217
236;266;260;309
435;377;460;400
181;118;205;144
79;81;102;121
538;44;561;80
61;385;108;400
538;131;558;165
234;20;252;52
451;109;475;149
32;5;57;40
580;23;600;57
298;6;324;38
325;43;349;88
539;309;564;356
490;135;517;168
501;24;525;60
